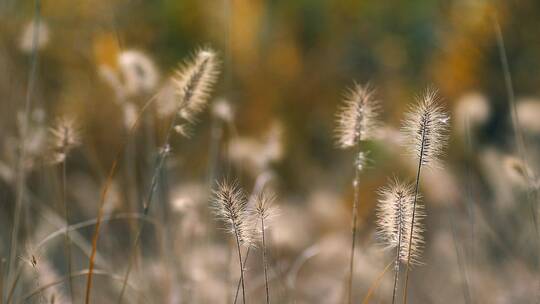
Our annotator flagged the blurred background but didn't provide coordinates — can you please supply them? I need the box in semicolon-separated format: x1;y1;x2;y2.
1;0;540;303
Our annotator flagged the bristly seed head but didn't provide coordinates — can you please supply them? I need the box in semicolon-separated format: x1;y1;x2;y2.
376;179;425;265
402;88;450;167
49;117;80;163
255;189;278;223
172;48;219;122
335;83;380;149
212;180;253;246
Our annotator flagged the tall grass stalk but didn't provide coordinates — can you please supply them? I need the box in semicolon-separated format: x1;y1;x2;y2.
49;117;80;303
234;230;247;304
60;156;74;302
335;84;379;304
391;214;403;304
449;212;472;304
261;215;270;304
255;190;276;304
401;89;449;303
376;180;420;304
213;181;252;304
117;49;219;303
493;17;540;300
233;247;250;304
84;96;158;304
7;0;41;290
402;145;423;304
347;153;361;304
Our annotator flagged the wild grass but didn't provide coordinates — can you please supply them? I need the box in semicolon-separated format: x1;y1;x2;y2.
1;3;539;304
400;89;449;303
7;0;41;292
49;117;80;303
213;180;252;304
335;84;380;304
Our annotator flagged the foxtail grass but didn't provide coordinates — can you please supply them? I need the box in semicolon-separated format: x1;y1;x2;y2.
255;190;277;304
400;89;449;303
49;117;80;302
335;83;380;304
117;48;219;303
376;179;424;303
7;0;41;291
84;93;159;304
213;180;254;304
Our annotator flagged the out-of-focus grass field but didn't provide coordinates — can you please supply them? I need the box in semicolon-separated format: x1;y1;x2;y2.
1;0;540;303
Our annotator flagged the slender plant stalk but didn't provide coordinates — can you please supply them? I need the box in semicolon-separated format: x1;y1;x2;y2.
85;161;120;304
7;0;40;288
449;212;472;304
463;117;475;271
118;45;219;299
61;153;74;303
117;115;178;304
493;15;540;299
6;268;21;304
402;121;426;304
335;84;379;304
493;17;527;167
261;216;270;304
1;258;4;304
361;260;393;304
233;240;251;304
494;15;538;236
233;229;246;304
84;97;156;304
347;150;362;304
114;48;217;303
391;220;403;304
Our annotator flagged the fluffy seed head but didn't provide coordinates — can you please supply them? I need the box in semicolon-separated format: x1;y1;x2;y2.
376;179;425;264
49;117;80;163
335;83;380;149
118;49;159;96
402;88;450;167
172;48;219;122
255;190;278;223
212;180;253;246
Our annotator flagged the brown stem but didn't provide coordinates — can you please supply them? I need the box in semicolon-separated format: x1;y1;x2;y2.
234;228;246;304
347;151;361;304
61;156;74;302
402;120;426;304
84;96;156;304
391;221;403;304
262;217;270;304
